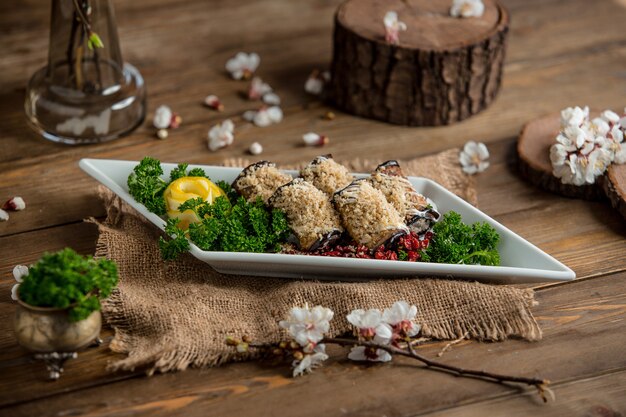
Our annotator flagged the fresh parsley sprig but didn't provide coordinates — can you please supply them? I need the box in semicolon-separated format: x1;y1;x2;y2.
159;191;291;260
421;211;500;266
127;157;168;215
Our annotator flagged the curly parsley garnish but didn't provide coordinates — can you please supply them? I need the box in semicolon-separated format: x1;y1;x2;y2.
127;157;210;215
421;211;500;266
159;194;290;260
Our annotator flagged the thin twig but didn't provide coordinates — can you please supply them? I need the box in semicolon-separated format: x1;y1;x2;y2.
71;0;92;33
66;9;79;83
322;337;551;401
409;337;431;346
437;331;469;357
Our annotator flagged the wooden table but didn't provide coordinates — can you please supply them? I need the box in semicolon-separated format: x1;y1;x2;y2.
1;0;625;415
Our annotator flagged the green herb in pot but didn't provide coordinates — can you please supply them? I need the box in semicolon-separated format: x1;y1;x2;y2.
18;248;119;322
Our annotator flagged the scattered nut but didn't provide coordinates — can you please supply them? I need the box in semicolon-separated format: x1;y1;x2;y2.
249;142;263;155
156;129;169;140
322;111;336;121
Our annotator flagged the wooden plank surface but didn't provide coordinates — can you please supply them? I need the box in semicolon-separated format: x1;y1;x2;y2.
1;0;625;415
2;273;625;415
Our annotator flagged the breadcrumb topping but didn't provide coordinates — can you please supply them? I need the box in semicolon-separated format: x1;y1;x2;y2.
233;161;292;203
333;179;408;249
270;178;344;250
300;155;354;197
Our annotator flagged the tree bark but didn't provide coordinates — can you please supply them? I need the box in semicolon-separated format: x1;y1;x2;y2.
604;164;626;220
329;0;509;126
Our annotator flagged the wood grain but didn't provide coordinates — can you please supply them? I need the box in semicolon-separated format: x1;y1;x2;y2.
2;273;624;416
425;370;626;417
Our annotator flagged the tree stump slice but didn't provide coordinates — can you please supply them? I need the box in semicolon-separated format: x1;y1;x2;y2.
604;164;626;220
329;0;509;126
517;113;606;200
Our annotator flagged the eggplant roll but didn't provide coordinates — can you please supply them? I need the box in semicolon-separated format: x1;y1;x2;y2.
332;179;408;249
300;154;354;197
269;178;343;251
370;160;441;233
232;161;292;203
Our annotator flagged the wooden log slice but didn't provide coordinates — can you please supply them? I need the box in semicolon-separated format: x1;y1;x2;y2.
329;0;509;126
604;164;626;220
517;113;606;200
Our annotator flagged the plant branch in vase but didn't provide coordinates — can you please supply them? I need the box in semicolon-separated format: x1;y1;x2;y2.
25;0;146;145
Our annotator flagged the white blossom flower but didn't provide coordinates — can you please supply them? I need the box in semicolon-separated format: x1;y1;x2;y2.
153;105;172;129
0;209;8;222
383;11;407;45
292;344;329;377
450;0;485;18
459;141;490;174
11;264;28;300
207;119;235;152
347;309;392;344
305;76;323;96
225;52;260;80
279;304;334;347
302;132;329;147
550;123;612;186
11;284;20;301
348;346;392;363
252;106;283;127
382;301;421;337
242;110;256;122
599;110;626;164
560;106;589;128
586;146;613;183
262;92;281;105
602;110;620;124
13;265;28;282
249;142;263;155
304;70;330;95
248;77;273;100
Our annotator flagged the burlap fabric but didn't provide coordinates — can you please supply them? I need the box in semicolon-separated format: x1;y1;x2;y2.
95;150;540;374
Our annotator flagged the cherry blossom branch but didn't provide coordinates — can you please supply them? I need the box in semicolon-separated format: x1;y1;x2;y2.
322;337;553;402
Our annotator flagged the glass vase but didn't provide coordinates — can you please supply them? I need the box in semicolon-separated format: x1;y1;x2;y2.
24;0;146;145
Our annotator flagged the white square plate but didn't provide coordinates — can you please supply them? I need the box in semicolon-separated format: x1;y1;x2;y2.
80;158;575;284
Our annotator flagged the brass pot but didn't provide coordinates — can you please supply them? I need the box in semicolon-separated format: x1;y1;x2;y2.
14;298;102;353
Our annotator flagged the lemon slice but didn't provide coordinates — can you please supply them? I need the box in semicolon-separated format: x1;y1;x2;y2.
164;177;225;229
